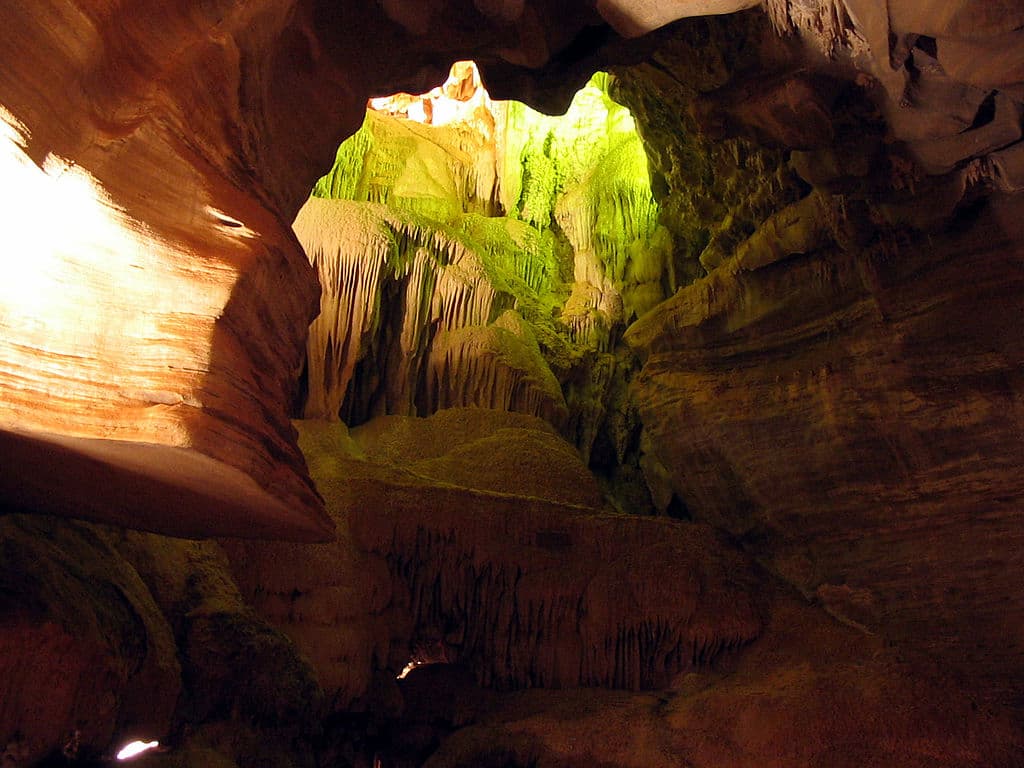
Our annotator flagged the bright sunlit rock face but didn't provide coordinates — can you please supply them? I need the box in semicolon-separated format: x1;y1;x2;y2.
369;61;492;128
298;63;666;449
0;108;329;540
0;108;228;440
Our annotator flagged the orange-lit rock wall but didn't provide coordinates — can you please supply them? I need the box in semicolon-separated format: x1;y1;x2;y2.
0;0;617;537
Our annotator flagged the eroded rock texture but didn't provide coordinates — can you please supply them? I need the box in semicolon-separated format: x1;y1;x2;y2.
619;4;1024;704
631;192;1024;701
294;198;567;426
0;2;331;540
0;0;656;538
225;410;761;710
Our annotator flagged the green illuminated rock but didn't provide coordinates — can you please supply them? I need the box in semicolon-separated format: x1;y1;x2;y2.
297;69;668;450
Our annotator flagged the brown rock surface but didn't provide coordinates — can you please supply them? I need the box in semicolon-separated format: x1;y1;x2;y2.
0;1;334;539
226;411;761;708
628;191;1024;702
111;530;324;733
0;515;180;765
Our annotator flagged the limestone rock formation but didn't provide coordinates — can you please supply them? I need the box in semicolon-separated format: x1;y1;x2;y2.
2;0;1024;765
112;530;324;734
629;190;1024;702
0;3;332;540
294;198;567;426
226;410;761;711
617;4;1024;706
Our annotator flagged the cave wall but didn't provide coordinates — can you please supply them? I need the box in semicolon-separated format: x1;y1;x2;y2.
0;0;647;538
614;4;1024;702
1;0;1024;764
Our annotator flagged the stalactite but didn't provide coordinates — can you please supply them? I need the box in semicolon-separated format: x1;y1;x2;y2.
763;0;869;58
351;492;763;691
425;311;568;426
293;197;563;424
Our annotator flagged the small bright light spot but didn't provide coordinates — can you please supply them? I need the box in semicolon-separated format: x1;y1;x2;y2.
116;740;159;760
205;206;256;238
396;660;423;679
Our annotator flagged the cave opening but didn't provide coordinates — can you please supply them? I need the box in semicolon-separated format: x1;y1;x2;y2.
294;65;658;413
290;59;675;514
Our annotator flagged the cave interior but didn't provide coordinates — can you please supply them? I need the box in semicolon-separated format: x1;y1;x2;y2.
2;1;1024;767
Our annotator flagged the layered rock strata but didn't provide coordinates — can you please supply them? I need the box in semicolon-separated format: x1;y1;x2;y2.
0;0;668;538
0;2;336;539
629;193;1024;702
618;4;1024;703
225;410;762;708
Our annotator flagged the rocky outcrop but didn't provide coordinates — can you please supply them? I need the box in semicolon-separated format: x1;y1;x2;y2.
0;2;331;540
112;531;324;733
618;4;1024;704
423;592;1024;768
609;12;805;284
629;192;1024;702
226;410;761;709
